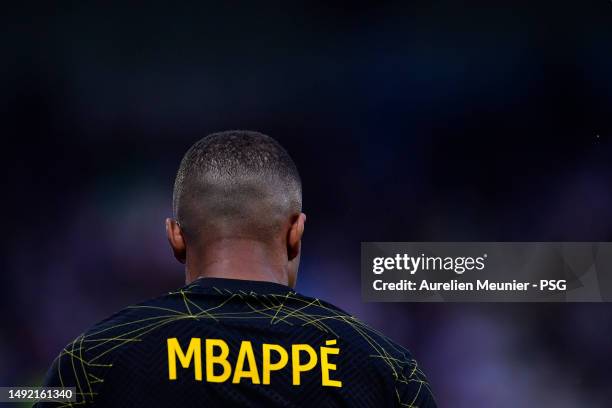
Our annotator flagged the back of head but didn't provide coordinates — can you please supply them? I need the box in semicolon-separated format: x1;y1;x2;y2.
172;130;302;244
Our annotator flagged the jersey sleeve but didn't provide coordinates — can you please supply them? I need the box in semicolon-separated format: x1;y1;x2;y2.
34;334;108;407
390;351;437;408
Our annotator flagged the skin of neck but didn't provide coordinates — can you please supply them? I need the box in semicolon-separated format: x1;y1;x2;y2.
165;213;305;289
184;238;290;286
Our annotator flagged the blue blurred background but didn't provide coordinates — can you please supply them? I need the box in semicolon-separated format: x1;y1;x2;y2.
2;1;612;406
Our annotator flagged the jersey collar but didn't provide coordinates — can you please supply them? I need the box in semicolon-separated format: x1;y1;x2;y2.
187;277;295;295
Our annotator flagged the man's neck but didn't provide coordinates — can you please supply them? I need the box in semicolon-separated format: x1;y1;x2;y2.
184;238;289;286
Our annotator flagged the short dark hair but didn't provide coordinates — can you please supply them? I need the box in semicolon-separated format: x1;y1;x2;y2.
173;130;302;241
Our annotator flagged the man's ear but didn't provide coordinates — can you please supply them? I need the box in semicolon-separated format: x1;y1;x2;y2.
165;218;186;264
287;212;306;261
287;212;306;288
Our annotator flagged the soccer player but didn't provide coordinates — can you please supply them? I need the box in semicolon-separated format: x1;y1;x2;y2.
37;131;436;407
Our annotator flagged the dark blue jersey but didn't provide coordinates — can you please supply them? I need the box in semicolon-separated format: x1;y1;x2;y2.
37;278;435;407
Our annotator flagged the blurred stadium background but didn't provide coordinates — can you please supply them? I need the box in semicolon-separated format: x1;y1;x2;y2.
2;2;612;407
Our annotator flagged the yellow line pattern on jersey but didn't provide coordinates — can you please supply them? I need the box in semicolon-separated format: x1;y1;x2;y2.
45;284;432;407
